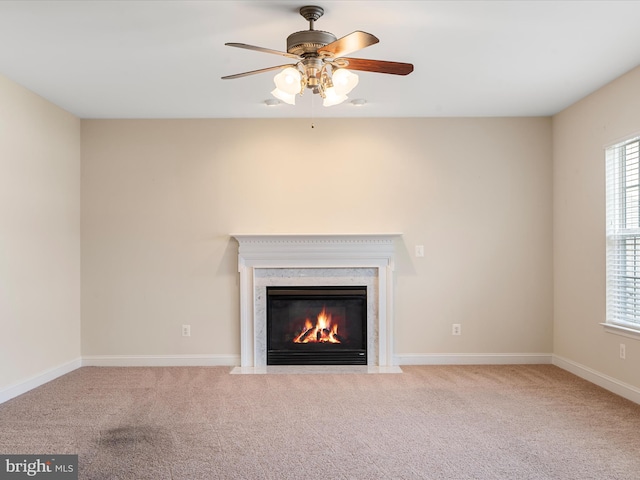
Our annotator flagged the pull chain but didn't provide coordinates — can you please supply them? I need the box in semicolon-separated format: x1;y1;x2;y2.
311;93;315;129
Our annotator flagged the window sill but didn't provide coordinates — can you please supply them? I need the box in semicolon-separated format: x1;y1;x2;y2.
601;323;640;340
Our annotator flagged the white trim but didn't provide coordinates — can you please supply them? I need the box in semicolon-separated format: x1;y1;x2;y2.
603;131;640;150
552;355;640;405
0;357;82;404
395;353;553;365
600;322;640;340
82;354;239;367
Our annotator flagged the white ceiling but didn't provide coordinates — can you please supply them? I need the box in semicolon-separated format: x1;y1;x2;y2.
1;0;640;119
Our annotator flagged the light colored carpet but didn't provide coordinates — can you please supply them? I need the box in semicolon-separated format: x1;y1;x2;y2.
1;365;639;479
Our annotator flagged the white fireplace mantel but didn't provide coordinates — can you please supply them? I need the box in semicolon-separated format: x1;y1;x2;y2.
232;233;401;369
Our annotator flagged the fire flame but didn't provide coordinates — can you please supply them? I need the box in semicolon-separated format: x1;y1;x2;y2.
293;307;341;343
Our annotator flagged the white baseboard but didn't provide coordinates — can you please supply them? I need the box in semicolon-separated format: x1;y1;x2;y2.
82;354;240;367
552;355;640;405
395;353;553;365
0;357;82;404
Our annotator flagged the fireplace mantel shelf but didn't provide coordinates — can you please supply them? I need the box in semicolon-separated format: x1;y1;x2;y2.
231;233;402;239
231;233;402;249
232;233;402;268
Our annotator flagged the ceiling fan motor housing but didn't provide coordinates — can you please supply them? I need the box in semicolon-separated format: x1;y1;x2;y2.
288;4;335;57
286;30;337;57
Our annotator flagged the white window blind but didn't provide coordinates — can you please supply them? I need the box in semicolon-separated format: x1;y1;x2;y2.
606;136;640;329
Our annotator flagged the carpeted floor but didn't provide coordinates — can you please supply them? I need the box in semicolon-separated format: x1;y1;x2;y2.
1;365;639;479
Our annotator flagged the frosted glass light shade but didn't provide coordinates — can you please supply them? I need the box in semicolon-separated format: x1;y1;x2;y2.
332;69;359;95
322;87;348;107
273;67;302;95
271;88;296;105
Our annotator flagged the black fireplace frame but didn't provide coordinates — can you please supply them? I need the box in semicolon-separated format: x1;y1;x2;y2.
266;286;367;366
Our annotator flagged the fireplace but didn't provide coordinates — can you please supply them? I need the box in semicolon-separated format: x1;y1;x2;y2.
266;286;367;365
231;233;400;371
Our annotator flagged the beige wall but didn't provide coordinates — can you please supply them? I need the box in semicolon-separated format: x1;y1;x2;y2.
81;117;553;358
0;74;81;393
553;65;640;388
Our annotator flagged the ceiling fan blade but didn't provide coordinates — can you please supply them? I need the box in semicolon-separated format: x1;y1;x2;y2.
225;43;301;60
222;64;295;80
317;31;379;58
339;58;414;76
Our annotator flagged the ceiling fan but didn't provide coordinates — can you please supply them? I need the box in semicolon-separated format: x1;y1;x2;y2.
222;5;414;107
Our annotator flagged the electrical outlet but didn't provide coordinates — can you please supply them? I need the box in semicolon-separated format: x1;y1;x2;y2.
415;245;424;257
182;325;191;337
620;343;626;359
452;324;461;336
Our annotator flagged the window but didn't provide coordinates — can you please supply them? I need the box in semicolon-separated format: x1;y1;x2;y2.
606;136;640;333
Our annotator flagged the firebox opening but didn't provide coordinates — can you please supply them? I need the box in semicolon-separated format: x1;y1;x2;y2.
266;286;367;365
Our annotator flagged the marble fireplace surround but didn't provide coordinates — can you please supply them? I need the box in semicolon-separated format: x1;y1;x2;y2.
231;234;401;373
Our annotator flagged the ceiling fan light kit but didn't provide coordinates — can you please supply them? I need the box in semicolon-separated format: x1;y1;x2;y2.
222;5;413;107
